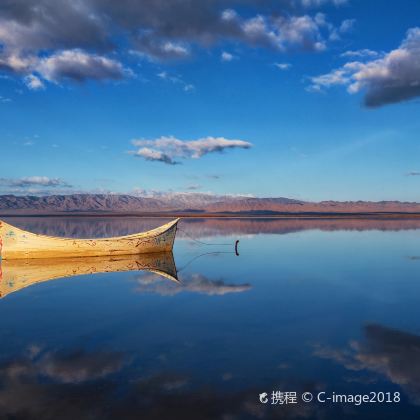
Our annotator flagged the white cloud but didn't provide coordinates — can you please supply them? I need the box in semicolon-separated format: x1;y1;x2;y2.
161;42;190;57
0;48;129;89
157;71;194;92
135;148;178;165
221;9;238;22
36;49;129;83
300;0;348;7
309;67;350;90
340;49;380;58
24;74;44;90
0;176;70;188
0;1;352;88
0;51;37;73
131;135;252;165
131;39;190;61
0;0;348;58
221;51;236;62
339;19;355;33
274;62;291;70
0;176;73;194
0;95;12;103
242;13;330;51
309;27;420;107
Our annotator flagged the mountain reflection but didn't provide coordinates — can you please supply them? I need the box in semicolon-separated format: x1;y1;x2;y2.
314;324;420;404
0;253;178;298
4;217;420;240
135;272;251;296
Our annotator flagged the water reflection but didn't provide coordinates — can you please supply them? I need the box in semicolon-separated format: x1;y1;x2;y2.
135;272;251;296
5;216;420;239
0;252;178;298
1;218;420;419
0;346;323;420
314;324;420;405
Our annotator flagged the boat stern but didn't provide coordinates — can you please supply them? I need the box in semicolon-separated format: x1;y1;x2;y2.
0;220;22;260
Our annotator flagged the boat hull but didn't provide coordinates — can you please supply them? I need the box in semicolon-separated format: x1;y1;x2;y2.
0;219;179;260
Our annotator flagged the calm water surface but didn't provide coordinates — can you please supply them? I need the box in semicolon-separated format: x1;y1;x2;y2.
1;217;420;419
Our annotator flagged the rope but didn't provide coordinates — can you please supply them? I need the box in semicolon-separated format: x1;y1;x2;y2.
177;251;236;272
177;227;232;246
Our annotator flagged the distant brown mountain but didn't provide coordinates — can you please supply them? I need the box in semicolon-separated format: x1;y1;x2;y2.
1;193;420;215
0;194;165;213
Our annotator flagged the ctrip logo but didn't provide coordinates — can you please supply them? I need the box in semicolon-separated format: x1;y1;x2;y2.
259;392;268;404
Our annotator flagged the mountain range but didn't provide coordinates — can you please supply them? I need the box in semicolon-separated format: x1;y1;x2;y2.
1;193;420;215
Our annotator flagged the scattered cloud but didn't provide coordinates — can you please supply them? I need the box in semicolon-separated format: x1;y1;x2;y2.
134;147;179;165
185;173;222;181
186;184;202;190
37;49;130;83
308;67;349;92
0;95;12;102
183;83;195;92
24;74;44;90
132;39;190;61
0;1;352;88
309;27;420;107
274;62;292;70
339;18;355;33
0;49;128;88
0;176;71;188
340;49;380;58
221;51;236;62
157;71;194;92
228;12;342;52
131;135;252;165
299;0;349;7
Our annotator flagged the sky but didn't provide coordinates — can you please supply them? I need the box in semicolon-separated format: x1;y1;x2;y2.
1;0;420;202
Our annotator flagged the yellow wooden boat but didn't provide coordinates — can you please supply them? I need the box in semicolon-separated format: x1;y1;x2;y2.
0;252;178;299
0;218;179;260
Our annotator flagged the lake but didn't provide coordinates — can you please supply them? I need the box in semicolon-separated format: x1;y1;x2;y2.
1;217;420;419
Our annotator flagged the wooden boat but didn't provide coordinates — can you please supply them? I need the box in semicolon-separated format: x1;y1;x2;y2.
0;218;179;260
0;252;178;299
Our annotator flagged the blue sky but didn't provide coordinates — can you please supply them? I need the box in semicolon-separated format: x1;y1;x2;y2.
1;0;420;201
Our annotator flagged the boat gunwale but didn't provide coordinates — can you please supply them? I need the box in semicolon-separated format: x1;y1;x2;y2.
0;218;180;243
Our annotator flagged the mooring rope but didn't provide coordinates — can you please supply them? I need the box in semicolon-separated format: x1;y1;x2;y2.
176;250;236;273
177;227;232;246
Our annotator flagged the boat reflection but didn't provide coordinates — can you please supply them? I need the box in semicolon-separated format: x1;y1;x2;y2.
0;252;178;298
